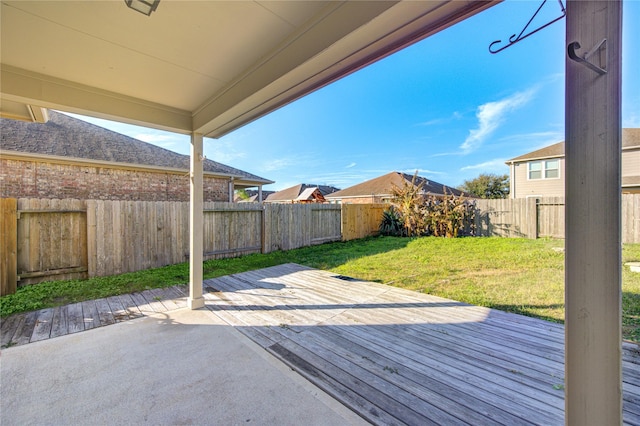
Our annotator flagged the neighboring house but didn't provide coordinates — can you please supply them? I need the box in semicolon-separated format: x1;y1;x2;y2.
325;171;465;204
0;111;273;202
505;128;640;198
235;189;275;203
264;184;340;204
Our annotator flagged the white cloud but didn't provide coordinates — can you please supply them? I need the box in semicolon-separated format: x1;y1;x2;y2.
499;130;564;151
346;162;357;168
400;168;447;176
418;111;463;127
135;133;175;143
460;89;537;154
260;156;310;172
429;151;463;158
204;139;248;164
623;110;640;128
211;151;247;164
460;158;509;171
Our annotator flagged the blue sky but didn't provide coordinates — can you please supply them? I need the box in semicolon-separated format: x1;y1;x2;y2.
71;0;640;192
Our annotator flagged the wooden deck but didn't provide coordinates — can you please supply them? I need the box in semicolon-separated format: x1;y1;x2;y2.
203;264;640;426
2;263;640;425
0;285;189;347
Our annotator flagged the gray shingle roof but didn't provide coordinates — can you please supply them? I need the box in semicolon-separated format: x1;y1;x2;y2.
0;111;272;184
326;171;464;199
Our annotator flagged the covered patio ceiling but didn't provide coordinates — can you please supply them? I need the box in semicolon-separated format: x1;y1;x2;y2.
1;0;497;137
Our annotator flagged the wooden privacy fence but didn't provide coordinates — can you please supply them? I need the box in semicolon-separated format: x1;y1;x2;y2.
2;196;639;295
475;194;640;242
0;199;383;294
342;203;386;241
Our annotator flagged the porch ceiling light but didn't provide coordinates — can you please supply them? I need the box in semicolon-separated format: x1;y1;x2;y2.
124;0;160;16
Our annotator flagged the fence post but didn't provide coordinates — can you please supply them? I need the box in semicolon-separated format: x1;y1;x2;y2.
1;198;18;296
260;205;266;253
527;197;538;239
86;200;97;278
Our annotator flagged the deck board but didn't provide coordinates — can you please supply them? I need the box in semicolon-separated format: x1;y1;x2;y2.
1;284;187;347
0;313;21;347
50;305;69;338
105;295;130;322
2;262;639;425
30;308;54;342
80;300;101;330
66;302;86;334
202;263;640;426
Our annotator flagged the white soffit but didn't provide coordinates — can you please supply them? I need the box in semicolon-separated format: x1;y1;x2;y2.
0;0;497;136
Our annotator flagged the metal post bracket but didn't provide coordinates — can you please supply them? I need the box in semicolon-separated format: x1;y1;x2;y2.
568;39;608;75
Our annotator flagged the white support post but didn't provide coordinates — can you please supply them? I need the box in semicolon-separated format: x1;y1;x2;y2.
565;1;622;425
258;185;263;203
509;163;516;198
188;132;205;309
229;178;234;203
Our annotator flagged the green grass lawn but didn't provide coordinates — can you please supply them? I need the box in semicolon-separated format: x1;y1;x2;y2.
2;236;639;342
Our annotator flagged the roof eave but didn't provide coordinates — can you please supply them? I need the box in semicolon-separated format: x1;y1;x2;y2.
505;153;565;165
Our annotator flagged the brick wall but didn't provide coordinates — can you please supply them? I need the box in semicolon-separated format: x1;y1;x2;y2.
0;159;229;202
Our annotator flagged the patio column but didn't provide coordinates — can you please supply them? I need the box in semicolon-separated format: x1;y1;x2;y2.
565;1;622;425
258;185;263;203
188;132;205;309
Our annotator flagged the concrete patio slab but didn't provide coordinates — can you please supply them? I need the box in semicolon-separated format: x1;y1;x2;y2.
0;307;365;426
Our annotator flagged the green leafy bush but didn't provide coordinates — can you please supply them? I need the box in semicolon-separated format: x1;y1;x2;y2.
379;207;404;236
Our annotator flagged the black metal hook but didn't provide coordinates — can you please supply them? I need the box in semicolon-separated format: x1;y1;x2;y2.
489;0;566;54
567;40;608;75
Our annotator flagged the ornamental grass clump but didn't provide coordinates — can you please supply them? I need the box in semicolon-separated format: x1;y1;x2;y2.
389;172;427;237
423;189;476;238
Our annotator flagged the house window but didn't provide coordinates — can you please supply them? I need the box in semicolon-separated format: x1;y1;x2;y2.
545;159;559;178
528;161;542;179
528;160;560;180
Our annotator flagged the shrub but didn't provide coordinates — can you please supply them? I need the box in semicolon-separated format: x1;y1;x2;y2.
389;172;427;237
423;188;476;237
379;207;404;236
384;172;476;238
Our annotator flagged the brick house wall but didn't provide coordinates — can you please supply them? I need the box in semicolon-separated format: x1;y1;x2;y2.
1;158;229;202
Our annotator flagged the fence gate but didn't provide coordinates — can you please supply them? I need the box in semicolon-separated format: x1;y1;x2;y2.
536;198;565;239
16;199;88;287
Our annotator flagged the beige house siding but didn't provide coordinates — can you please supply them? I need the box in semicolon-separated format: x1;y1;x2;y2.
511;158;565;198
508;129;639;198
622;147;639;177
